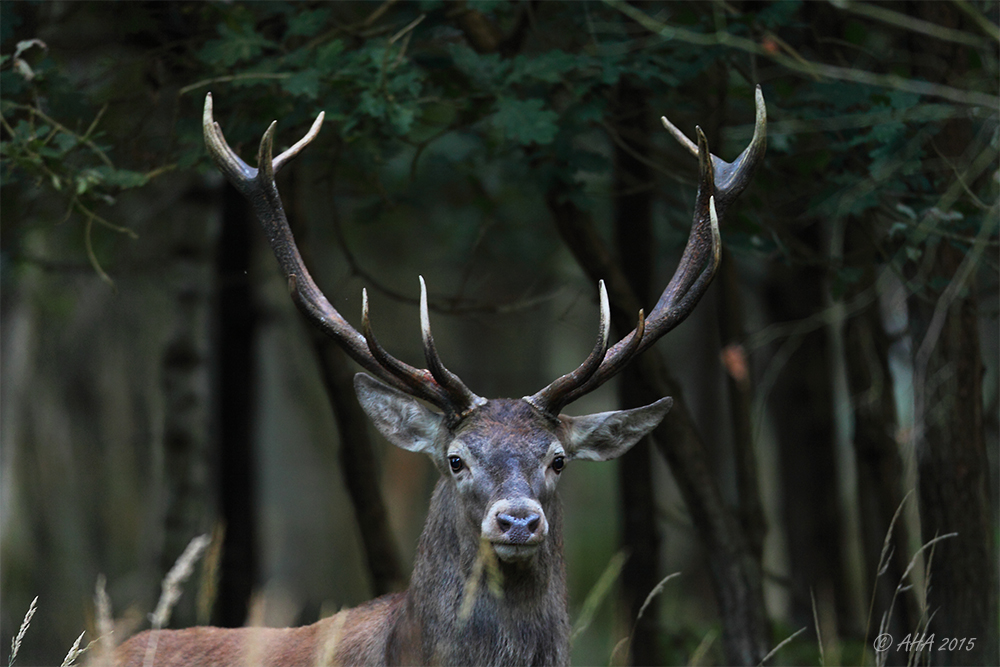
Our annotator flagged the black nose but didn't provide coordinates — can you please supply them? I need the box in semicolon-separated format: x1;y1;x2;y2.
496;512;541;544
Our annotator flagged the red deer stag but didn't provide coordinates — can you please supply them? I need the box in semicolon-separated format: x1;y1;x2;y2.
116;88;765;666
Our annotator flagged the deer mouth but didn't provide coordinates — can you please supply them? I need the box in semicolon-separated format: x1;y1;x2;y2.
491;541;540;562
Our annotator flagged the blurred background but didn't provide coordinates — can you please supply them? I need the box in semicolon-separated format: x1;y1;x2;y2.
1;2;997;665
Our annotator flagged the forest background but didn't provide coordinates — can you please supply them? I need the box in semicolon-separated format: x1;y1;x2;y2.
1;1;997;665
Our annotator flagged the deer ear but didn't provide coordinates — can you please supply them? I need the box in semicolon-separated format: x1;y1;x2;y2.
354;373;445;455
560;397;673;462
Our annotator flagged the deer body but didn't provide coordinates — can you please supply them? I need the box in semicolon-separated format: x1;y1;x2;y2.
117;394;668;665
115;91;764;665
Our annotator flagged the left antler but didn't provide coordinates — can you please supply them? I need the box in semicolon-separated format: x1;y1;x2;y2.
525;86;767;415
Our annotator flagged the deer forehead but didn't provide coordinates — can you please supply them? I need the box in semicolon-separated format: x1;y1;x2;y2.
451;399;563;464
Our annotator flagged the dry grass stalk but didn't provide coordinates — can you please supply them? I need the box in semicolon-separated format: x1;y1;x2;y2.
8;596;37;667
196;523;225;626
570;550;628;642
59;632;87;667
142;533;212;667
315;611;348;667
613;571;681;664
757;626;807;666
92;574;115;663
151;533;213;629
688;628;718;666
458;537;502;623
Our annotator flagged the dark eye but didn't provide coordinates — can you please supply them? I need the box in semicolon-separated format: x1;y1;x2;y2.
551;456;565;474
448;456;464;473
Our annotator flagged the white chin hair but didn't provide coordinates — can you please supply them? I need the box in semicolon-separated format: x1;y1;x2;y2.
492;543;539;562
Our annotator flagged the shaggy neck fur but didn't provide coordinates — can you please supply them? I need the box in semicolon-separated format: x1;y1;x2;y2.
390;480;570;666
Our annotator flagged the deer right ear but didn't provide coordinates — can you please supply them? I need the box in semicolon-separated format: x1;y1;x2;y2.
354;373;446;455
560;397;673;462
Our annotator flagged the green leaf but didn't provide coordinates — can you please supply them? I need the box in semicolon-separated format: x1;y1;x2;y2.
506;50;577;85
316;40;346;71
447;43;509;90
282;69;321;99
198;20;276;68
97;167;149;189
53;132;78;153
286;8;331;37
492;97;558;145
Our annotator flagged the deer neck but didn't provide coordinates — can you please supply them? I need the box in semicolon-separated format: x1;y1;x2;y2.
397;479;570;664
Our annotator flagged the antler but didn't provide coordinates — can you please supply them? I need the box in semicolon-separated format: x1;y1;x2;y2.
203;93;484;421
525;86;767;415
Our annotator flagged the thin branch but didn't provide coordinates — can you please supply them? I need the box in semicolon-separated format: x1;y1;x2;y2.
952;0;1000;43
607;0;998;108
8;103;114;167
832;0;993;48
178;72;291;97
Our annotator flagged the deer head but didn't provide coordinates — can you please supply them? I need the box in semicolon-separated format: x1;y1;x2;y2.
114;90;765;666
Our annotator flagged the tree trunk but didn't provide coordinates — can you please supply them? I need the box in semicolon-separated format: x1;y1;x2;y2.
912;240;996;666
611;76;662;666
716;252;766;561
212;185;259;628
764;226;853;635
842;217;916;659
158;181;218;628
908;4;998;663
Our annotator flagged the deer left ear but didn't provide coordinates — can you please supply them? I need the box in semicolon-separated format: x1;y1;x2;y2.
354;373;446;455
560;397;673;462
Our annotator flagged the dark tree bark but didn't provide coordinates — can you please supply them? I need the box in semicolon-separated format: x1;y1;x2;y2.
611;76;663;666
212;185;259;628
158;182;217;628
716;252;766;561
907;4;998;663
764;225;853;634
912;240;996;666
842;218;916;659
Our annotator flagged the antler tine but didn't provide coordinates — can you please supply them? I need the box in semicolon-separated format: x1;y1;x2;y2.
361;288;457;409
530;89;765;413
203;92;256;186
203;93;478;419
419;277;487;418
660;84;767;218
524;280;612;415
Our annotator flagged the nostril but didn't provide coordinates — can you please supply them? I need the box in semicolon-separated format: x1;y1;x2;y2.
496;512;543;543
497;513;519;533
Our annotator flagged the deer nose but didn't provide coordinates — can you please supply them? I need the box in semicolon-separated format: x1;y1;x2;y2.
483;500;548;562
496;512;542;544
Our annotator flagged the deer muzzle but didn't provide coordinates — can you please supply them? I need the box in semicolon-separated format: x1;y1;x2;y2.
482;498;548;562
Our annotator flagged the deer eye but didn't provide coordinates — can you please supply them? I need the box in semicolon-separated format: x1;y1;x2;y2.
448;456;464;473
551;456;565;474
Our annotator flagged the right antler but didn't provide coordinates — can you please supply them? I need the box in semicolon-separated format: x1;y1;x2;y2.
203;93;485;423
525;86;767;415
